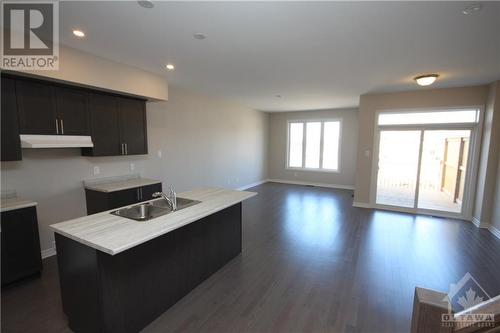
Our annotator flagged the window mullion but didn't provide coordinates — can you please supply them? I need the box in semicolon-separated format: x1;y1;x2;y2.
301;122;307;168
319;122;326;169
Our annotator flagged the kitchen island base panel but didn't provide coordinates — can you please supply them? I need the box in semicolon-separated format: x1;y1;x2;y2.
55;203;242;333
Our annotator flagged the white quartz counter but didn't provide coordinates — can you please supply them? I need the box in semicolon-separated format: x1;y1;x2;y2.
84;177;161;193
50;188;256;255
0;197;37;213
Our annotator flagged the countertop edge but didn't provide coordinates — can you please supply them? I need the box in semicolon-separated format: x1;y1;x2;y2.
50;190;257;255
84;178;162;193
0;201;38;213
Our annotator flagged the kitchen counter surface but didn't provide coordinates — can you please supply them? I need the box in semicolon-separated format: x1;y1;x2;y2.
84;176;161;193
50;188;256;255
0;196;37;213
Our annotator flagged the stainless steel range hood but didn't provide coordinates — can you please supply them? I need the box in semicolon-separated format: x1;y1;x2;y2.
20;135;94;148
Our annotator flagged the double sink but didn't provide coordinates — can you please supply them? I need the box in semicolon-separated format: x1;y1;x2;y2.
111;197;200;222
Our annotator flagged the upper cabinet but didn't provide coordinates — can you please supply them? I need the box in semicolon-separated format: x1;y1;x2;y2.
16;78;58;135
117;97;148;155
54;86;90;135
1;74;148;159
82;93;147;156
1;77;22;161
16;78;90;136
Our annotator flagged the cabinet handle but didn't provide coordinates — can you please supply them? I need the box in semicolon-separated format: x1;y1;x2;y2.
125;143;128;155
121;143;124;155
55;119;59;134
137;189;140;201
60;119;64;135
140;188;143;200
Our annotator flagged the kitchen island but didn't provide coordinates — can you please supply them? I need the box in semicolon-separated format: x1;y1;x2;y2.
50;188;256;333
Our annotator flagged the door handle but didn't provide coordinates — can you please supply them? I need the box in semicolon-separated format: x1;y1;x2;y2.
60;119;64;135
55;119;59;134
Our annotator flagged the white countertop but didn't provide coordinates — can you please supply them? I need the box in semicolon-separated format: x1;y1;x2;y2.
50;188;256;255
0;197;37;213
84;177;161;193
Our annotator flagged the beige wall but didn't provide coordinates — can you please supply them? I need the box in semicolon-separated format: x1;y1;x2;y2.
481;82;500;230
15;45;168;101
1;87;268;253
474;82;500;226
353;85;489;205
268;109;358;188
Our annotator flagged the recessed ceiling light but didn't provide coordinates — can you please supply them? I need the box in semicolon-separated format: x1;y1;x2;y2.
193;33;206;40
414;74;439;86
165;64;175;71
463;3;482;15
138;0;154;9
72;29;85;38
275;94;282;98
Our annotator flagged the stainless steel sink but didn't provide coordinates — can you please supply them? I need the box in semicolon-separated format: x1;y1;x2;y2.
151;197;201;210
110;197;200;222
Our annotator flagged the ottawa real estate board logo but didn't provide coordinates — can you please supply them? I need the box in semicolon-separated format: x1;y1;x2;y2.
1;1;59;70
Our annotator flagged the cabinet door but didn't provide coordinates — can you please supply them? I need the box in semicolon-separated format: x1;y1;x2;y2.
16;79;57;134
140;183;162;201
118;97;148;155
1;207;42;285
108;188;141;210
83;93;121;156
1;77;22;161
55;86;89;135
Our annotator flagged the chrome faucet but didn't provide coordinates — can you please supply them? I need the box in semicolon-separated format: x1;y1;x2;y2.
152;187;177;211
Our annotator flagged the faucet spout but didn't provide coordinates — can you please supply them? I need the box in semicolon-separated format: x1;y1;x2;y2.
152;188;177;211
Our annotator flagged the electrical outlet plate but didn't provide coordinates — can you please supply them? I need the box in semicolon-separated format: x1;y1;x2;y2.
93;166;100;175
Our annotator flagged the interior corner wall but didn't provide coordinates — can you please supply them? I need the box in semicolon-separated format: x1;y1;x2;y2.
353;85;489;206
476;81;500;228
267;108;358;187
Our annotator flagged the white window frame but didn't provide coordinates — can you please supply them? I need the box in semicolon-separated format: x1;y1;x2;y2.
286;118;342;173
368;106;484;221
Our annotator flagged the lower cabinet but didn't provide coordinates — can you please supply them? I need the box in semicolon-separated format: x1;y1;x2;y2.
1;206;43;286
85;183;162;215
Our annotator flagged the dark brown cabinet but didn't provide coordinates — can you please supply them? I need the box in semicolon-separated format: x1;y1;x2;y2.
83;94;147;157
1;77;22;161
85;183;162;215
54;86;90;135
2;74;148;159
1;206;43;286
118;97;148;155
16;78;57;135
83;93;121;156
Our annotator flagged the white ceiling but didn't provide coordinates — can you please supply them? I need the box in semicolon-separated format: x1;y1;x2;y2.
60;1;500;111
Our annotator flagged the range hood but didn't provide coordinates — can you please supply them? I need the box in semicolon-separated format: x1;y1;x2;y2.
20;135;94;148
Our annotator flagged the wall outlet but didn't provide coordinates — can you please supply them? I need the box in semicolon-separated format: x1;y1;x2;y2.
93;166;100;175
130;163;135;171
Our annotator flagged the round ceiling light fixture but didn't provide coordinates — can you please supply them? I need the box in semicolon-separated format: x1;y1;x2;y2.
138;0;154;9
462;3;482;15
165;63;175;71
193;33;206;40
275;94;282;98
72;29;85;38
414;74;439;86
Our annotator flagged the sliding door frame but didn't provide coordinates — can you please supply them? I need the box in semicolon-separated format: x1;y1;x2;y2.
369;106;484;221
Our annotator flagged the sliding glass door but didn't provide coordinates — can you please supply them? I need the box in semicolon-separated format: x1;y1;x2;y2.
373;109;480;218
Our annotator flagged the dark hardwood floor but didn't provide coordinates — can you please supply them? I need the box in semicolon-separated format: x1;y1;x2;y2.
2;182;500;333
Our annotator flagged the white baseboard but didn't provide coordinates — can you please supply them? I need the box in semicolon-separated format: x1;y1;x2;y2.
353;201;372;209
472;217;489;229
488;225;500;240
236;179;269;190
267;179;355;190
41;247;56;259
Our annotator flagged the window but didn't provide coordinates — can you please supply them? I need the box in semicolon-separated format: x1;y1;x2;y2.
378;110;479;125
287;120;341;171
